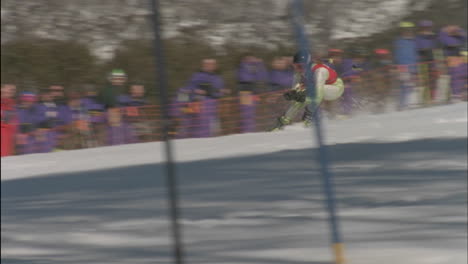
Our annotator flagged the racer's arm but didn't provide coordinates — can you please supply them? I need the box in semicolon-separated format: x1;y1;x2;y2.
283;72;303;101
291;72;304;90
314;67;329;104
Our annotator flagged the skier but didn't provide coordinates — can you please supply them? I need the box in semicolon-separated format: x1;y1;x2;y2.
270;50;344;131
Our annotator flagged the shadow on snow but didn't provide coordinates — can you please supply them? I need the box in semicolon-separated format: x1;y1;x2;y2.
2;137;467;264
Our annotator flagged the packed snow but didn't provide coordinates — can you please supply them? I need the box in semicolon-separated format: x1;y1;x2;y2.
1;103;467;264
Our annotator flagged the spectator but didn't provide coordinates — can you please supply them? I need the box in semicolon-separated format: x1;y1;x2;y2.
99;69;128;109
237;53;268;93
100;83;139;145
237;54;267;133
82;84;106;123
48;84;70;150
1;84;17;157
35;89;61;153
49;85;69;125
439;25;467;99
439;25;467;57
340;47;370;116
453;49;468;101
371;49;393;68
183;58;226;138
369;49;394;113
328;48;345;75
416;20;439;103
394;21;418;110
416;20;438;62
463;49;468;100
16;92;39;155
100;69;127;136
61;91;93;150
118;84;147;108
106;106;137;146
268;57;294;91
265;57;294;123
118;84;151;142
81;84;106;146
170;86;198;139
282;55;294;71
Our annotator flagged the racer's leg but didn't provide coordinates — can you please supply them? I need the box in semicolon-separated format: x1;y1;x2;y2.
303;78;345;125
270;97;310;131
322;78;345;101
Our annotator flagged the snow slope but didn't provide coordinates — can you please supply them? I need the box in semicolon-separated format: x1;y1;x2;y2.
2;103;467;181
1;103;467;264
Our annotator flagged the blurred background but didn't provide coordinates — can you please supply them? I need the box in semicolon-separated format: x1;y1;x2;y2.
1;0;467;155
1;1;467;264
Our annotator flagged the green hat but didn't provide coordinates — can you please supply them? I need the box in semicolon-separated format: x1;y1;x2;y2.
399;21;415;28
110;69;127;77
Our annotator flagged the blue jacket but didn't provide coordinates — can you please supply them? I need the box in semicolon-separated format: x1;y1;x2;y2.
393;37;418;65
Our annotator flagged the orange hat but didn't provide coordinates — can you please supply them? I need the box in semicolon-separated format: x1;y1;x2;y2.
328;48;344;55
374;49;390;55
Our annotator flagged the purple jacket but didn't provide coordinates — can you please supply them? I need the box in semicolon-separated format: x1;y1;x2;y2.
107;122;137;146
17;105;39;134
34;102;67;152
117;95;147;123
81;97;106;123
438;29;467;56
341;58;370;78
416;33;438;50
185;71;224;99
268;69;294;90
237;61;268;83
117;95;147;107
57;105;69;127
36;102;64;129
170;87;192;118
329;60;345;76
416;33;439;61
62;105;89;125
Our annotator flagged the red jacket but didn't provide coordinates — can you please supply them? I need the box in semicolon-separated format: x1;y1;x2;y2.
312;63;338;84
1;98;17;157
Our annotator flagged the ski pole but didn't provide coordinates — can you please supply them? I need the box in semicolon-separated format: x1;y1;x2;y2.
290;1;346;263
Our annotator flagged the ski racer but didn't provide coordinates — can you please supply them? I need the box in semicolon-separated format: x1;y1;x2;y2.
270;50;344;131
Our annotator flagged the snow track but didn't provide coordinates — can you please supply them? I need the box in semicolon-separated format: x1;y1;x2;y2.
2;103;467;264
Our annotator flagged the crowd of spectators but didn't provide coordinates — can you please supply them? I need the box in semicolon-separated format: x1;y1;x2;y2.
1;20;467;157
1;71;149;156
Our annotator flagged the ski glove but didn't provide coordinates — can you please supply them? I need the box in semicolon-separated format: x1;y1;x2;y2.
294;91;306;102
283;89;306;102
283;90;297;101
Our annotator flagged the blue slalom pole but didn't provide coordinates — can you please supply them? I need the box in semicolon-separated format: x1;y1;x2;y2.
290;1;346;263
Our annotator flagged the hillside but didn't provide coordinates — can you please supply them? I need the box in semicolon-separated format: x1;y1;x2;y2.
3;0;466;60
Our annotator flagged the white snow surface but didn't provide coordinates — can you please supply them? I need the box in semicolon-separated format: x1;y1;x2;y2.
1;103;467;264
2;103;467;181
